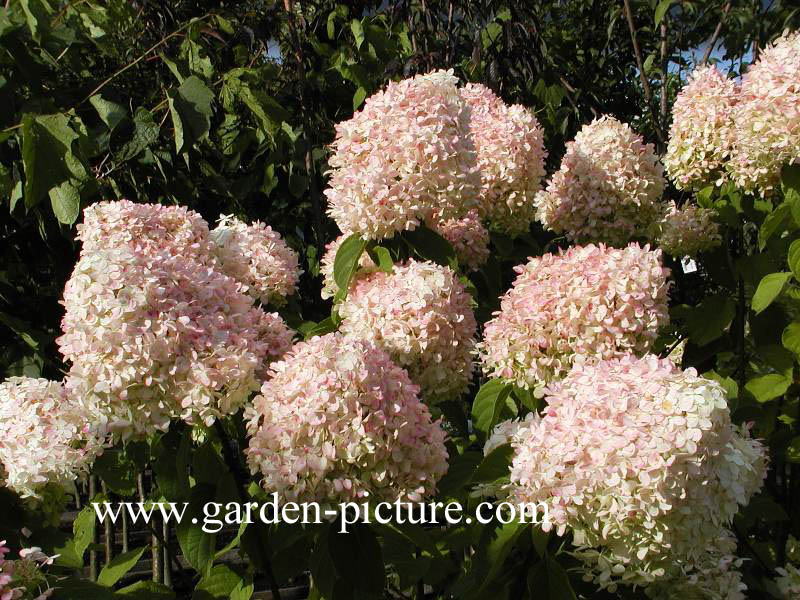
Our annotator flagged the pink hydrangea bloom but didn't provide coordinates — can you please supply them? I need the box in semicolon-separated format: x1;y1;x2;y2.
244;333;449;505
664;65;739;190
210;215;301;307
58;202;294;439
459;83;547;236
479;244;670;389
319;233;377;300
338;260;477;403
430;209;490;271
325;69;479;240
509;355;767;592
77;199;215;260
728;30;800;196
642;532;747;600
534;116;665;246
658;201;722;257
0;378;104;498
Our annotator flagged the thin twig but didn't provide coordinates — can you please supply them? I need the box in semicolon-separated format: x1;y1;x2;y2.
79;14;212;106
701;2;731;64
622;0;664;142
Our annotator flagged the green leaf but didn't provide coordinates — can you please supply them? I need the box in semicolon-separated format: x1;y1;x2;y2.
181;39;214;80
303;316;339;339
73;503;97;560
48;179;80;224
654;0;672;25
782;322;800;356
527;554;577;599
783;164;800;222
310;527;337;600
789;240;800;280
471;380;512;437
169;75;214;153
51;578;116;600
757;345;794;379
685;294;736;346
752;272;792;314
116;108;160;162
759;202;791;250
176;484;217;576
118;581;175;599
476;521;527;591
22;113;87;210
353;86;367;110
402;225;456;267
787;437;800;463
90;95;127;131
193;565;248;600
0;311;44;349
97;546;147;587
333;233;367;294
436;449;482;497
329;522;384;595
703;370;739;400
745;374;791;403
366;245;393;273
472;443;513;484
93;448;137;496
643;53;655;74
20;0;51;42
351;19;365;49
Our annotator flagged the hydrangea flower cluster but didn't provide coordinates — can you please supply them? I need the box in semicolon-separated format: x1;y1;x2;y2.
77;199;215;259
319;233;377;300
459;83;547;236
338;260;477;402
0;545;56;600
0;378;104;499
728;30;800;196
657;201;722;257
430;209;490;271
664;65;739;190
534;116;665;246
509;355;767;593
479;243;670;389
244;333;448;505
644;532;747;600
210;215;301;306
325;69;479;239
58;201;293;438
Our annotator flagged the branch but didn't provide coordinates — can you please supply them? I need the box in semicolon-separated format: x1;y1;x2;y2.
79;14;212;106
622;0;664;142
659;18;668;141
701;2;731;65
